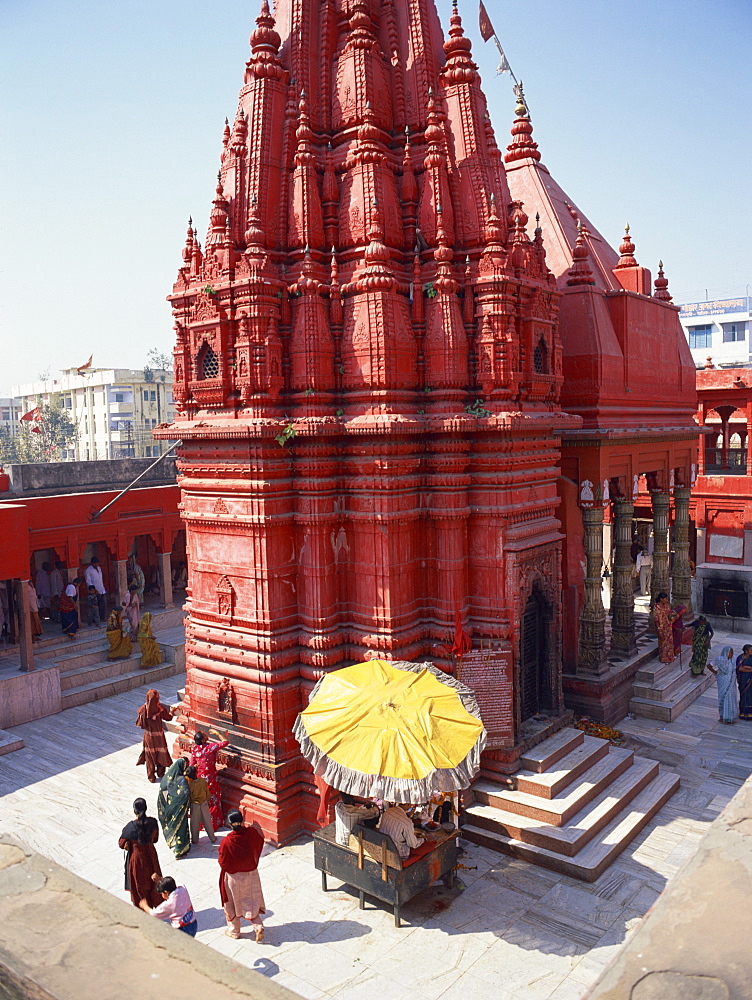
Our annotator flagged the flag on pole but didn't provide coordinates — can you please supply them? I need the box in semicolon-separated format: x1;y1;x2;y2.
478;0;494;42
76;355;93;375
478;1;519;82
20;407;42;422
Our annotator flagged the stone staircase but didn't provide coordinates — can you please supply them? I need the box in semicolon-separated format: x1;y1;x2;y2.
461;727;679;882
32;607;185;710
629;656;715;722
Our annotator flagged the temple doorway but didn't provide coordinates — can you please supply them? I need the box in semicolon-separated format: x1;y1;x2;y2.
519;584;552;721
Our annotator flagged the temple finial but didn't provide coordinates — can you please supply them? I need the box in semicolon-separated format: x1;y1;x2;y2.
566;222;594;286
654;260;673;302
615;223;637;269
505;81;540;164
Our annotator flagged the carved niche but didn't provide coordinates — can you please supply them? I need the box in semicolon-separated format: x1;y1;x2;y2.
217;676;237;723
216;575;235;619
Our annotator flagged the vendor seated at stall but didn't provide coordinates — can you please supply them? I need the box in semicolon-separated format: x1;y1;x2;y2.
378;804;425;859
334;792;380;847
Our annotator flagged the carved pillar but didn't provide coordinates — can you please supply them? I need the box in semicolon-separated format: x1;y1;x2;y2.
672;487;692;616
578;507;608;675
114;559;128;605
697;403;707;476
610;499;637;655
17;580;34;673
158;552;174;609
747;401;752;476
649;491;671;631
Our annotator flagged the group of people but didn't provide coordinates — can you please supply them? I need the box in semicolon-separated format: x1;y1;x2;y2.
653;592;715;673
125;691;266;941
708;645;752;724
334;791;456;858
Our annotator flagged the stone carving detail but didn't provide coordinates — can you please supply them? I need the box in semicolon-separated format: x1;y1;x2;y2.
217;677;237;722
216;575;234;619
213;497;229;515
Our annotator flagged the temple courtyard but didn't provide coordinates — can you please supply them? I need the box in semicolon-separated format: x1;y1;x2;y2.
1;631;751;1000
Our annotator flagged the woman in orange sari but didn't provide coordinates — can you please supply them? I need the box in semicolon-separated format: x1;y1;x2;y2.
654;592;679;664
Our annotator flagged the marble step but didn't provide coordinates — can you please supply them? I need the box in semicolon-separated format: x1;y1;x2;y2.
519;727;583;773
629;671;716;722
634;657;680;686
473;747;636;826
35;631;110;659
45;641;114;672
514;735;610;799
461;769;679;881
632;663;692;702
59;645;177;692
0;729;24;756
61;661;179;710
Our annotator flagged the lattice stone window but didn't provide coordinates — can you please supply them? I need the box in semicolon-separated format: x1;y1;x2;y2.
202;346;219;379
533;337;548;374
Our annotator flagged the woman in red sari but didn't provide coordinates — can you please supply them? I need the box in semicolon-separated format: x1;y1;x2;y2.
218;809;266;941
671;604;687;656
654;592;680;664
136;689;174;782
118;797;162;908
189;730;229;830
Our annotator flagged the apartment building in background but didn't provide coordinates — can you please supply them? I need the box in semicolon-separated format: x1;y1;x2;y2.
680;295;751;368
0;398;21;442
12;368;176;461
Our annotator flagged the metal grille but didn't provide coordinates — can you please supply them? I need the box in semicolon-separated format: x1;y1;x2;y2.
202;347;219;379
520;598;541;720
533;338;547;374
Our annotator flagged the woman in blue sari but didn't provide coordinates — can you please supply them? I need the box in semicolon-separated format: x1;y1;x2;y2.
708;647;738;724
157;757;191;858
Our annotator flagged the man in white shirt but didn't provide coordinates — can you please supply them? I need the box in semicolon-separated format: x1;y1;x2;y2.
334;793;380;846
49;561;65;622
84;556;107;624
636;549;653;596
378;804;424;859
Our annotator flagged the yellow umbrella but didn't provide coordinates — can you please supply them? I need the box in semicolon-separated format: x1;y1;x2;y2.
293;659;486;802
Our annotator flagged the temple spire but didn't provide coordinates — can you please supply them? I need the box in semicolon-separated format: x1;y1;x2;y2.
653;260;673;302
505;83;540;164
567;223;595;286
614;224;637;269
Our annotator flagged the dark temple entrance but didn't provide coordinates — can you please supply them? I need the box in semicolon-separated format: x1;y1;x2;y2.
520;585;552;721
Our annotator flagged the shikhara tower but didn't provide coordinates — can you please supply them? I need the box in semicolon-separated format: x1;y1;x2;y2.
158;0;578;842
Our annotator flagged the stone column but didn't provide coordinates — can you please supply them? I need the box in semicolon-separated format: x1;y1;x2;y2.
578;507;608;675
672;487;693;616
114;559;128;604
649;491;671;631
697;404;707;476
16;580;34;672
158;552;174;608
746;402;752;476
610;499;637;655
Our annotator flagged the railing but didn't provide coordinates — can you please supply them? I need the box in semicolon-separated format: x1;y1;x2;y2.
704;448;747;474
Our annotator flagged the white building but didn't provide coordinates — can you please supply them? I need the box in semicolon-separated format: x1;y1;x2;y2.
0;398;21;441
12;368;176;461
680;296;751;368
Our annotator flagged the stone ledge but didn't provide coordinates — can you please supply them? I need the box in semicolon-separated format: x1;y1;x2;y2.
586;770;752;999
0;834;300;1000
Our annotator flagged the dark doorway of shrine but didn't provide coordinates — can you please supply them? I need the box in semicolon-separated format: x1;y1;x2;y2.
520;584;553;721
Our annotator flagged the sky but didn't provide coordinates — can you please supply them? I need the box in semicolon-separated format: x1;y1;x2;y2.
1;0;750;397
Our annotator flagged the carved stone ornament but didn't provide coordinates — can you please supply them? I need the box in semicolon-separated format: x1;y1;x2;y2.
580;479;594;507
216;575;234;618
217;676;237;722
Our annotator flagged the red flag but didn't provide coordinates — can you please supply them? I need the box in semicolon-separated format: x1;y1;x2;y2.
76;355;93;375
31;426;42;434
479;0;495;42
20;407;42;422
451;607;472;657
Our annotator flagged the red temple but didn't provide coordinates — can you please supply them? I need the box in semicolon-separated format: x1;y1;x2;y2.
157;0;697;843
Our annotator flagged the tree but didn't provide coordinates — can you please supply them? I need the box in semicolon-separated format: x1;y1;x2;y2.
145;348;173;374
15;399;77;464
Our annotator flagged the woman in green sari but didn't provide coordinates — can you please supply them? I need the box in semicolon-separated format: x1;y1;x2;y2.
157;757;191;858
687;616;714;676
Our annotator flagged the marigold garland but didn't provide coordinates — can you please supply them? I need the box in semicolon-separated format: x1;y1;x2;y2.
573;716;625;746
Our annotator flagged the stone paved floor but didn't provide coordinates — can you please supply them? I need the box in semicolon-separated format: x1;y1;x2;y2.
1;626;751;1000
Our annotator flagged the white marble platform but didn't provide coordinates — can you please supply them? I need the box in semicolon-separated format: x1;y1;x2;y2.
0;637;751;1000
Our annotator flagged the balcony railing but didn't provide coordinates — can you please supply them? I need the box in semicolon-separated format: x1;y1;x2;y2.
704;448;748;475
